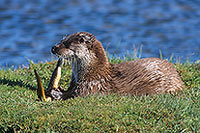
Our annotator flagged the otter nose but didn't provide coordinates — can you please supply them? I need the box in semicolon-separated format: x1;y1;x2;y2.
51;45;58;54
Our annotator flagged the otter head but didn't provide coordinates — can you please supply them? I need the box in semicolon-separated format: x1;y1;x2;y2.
51;32;109;80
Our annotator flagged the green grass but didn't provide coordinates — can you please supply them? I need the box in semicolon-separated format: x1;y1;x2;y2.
0;58;200;132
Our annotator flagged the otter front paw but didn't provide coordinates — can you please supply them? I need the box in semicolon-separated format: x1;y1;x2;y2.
50;89;63;100
45;86;64;100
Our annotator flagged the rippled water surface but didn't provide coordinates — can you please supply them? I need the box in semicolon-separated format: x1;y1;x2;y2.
0;0;199;67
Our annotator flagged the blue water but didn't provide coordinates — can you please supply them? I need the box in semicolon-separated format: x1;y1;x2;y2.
0;0;199;67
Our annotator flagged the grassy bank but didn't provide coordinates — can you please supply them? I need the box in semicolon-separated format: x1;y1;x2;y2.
0;58;200;132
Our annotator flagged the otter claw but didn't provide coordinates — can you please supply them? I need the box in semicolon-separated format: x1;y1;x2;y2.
58;86;64;92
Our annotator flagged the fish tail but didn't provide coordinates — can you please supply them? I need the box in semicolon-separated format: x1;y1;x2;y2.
34;69;47;102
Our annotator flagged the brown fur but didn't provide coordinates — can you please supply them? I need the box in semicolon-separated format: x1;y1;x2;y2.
51;32;184;100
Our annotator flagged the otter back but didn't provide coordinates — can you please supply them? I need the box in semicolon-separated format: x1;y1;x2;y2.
113;58;184;95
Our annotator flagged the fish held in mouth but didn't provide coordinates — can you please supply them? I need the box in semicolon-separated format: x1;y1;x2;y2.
34;58;64;102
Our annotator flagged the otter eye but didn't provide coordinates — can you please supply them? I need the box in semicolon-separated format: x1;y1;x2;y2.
79;38;85;43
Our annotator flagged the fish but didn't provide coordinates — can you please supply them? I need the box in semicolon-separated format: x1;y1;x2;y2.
34;58;64;102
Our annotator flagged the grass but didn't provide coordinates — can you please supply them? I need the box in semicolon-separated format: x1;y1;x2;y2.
0;57;200;132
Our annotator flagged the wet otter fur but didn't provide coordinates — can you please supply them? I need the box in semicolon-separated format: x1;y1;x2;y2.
51;32;184;100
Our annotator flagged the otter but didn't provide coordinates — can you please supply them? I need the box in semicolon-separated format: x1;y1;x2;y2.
48;32;184;100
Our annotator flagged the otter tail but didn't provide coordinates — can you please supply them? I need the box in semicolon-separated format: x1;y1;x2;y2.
34;69;47;102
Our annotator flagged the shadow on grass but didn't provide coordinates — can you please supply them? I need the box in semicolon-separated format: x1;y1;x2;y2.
0;77;36;91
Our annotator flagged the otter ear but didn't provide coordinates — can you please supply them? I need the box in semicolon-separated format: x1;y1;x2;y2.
79;36;90;44
79;32;95;44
